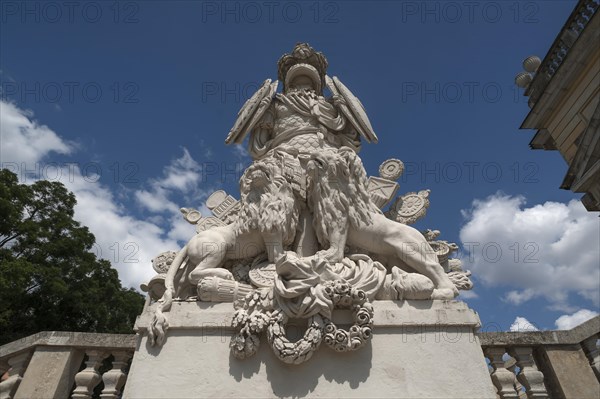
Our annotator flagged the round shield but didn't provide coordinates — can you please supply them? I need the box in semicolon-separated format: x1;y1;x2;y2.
248;255;276;288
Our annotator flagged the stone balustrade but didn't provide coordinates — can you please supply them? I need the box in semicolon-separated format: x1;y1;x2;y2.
480;315;600;399
525;0;599;107
1;316;598;399
0;331;135;399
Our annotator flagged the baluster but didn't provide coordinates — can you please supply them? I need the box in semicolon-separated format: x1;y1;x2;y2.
0;352;31;399
581;335;600;380
100;351;132;399
509;347;548;399
506;357;527;399
485;347;519;399
72;350;108;399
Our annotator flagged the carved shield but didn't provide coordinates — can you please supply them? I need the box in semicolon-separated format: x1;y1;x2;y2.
327;76;378;143
225;79;278;145
387;190;430;225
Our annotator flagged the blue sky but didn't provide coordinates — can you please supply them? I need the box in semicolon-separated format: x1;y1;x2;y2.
1;0;598;332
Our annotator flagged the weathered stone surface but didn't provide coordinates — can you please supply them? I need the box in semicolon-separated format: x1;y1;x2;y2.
479;316;600;346
0;331;136;360
136;300;481;332
14;347;84;399
537;345;600;399
124;300;495;398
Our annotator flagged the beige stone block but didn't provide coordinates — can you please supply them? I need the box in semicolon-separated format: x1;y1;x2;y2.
14;347;84;399
538;345;600;399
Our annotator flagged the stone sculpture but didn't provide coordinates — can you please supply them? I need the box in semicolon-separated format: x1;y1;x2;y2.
146;43;473;364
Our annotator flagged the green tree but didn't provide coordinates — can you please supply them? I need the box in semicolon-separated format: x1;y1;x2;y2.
0;169;144;345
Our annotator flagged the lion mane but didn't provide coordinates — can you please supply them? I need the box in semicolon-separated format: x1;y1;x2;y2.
236;158;300;246
307;147;379;247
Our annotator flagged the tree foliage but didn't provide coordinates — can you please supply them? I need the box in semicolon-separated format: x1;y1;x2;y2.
0;170;144;345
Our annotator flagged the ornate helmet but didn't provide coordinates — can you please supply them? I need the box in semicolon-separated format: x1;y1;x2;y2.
277;43;328;94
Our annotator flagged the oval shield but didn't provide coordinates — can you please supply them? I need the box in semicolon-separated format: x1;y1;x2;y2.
225;79;278;145
331;76;378;143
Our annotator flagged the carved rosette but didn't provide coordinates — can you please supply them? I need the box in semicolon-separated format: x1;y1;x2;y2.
151;251;177;274
379;159;404;180
141;251;179;300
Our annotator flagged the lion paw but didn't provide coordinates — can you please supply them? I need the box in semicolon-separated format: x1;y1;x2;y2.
430;287;459;300
310;249;343;264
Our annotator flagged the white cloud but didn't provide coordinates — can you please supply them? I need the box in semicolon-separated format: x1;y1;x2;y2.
509;316;539;332
555;309;599;330
64;151;207;288
232;144;251;163
159;148;202;191
60;165;192;288
460;193;600;309
0;100;74;165
134;148;206;215
132;148;212;245
1;101;198;290
135;189;178;213
504;288;535;306
459;290;479;299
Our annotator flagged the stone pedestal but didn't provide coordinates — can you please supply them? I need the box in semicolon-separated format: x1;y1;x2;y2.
123;300;496;398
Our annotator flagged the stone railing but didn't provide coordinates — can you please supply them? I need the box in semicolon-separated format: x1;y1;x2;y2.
0;331;135;399
1;316;598;398
480;315;600;398
525;0;599;106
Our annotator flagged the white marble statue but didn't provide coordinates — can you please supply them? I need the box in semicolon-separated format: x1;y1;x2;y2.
147;43;472;363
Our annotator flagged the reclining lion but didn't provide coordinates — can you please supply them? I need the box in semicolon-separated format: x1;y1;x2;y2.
149;159;298;346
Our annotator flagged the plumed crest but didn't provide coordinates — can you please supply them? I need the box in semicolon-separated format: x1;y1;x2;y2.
278;43;328;95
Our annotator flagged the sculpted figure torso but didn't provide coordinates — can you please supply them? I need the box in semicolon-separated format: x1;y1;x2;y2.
251;90;358;157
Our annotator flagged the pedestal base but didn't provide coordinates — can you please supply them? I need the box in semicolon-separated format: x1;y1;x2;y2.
123;300;495;398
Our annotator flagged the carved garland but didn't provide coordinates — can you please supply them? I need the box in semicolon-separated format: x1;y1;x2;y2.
230;289;272;359
322;282;374;352
267;311;324;364
230;281;374;364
